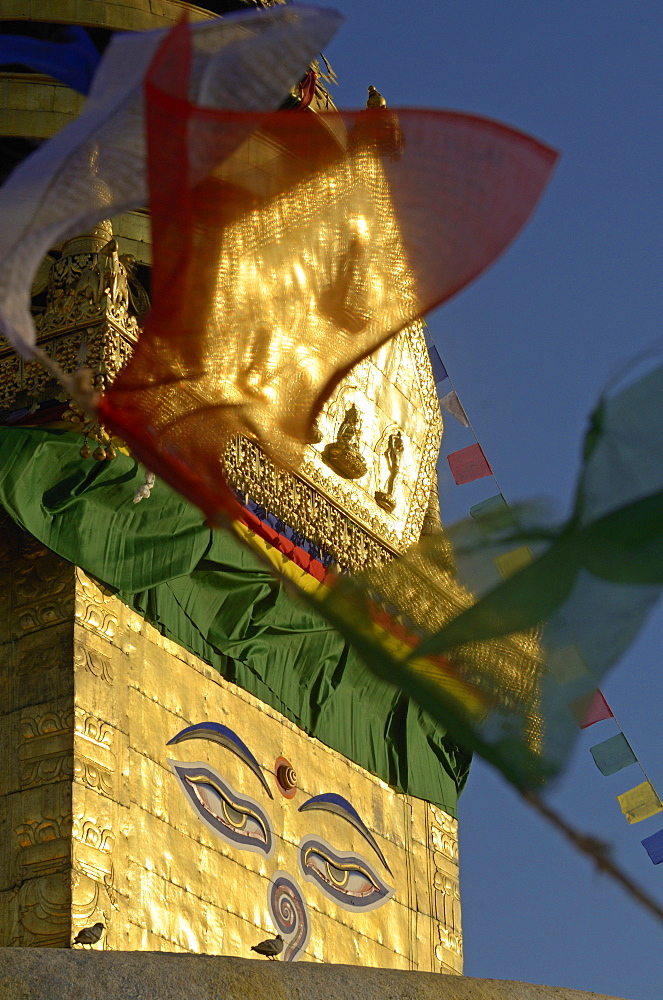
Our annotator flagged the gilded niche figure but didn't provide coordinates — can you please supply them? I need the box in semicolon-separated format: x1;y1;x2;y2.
322;402;368;479
375;429;403;513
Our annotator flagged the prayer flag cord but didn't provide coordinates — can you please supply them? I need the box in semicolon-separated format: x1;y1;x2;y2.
523;791;663;927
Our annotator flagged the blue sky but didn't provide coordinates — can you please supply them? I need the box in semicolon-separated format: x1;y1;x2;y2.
323;4;663;998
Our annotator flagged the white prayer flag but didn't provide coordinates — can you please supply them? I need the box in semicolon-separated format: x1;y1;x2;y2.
440;390;470;428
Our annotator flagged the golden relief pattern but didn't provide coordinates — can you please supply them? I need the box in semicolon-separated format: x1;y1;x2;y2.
427;808;462;974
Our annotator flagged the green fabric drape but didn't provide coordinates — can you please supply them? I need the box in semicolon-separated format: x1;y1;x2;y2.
0;427;469;814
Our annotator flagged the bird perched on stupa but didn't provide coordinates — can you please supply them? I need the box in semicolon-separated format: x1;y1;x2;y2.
250;933;284;960
366;84;387;108
72;922;104;948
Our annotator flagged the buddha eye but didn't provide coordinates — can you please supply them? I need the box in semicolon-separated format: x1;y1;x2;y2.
168;760;273;857
299;836;393;911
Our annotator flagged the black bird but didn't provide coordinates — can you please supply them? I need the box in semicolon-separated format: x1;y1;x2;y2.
250;933;283;960
73;922;104;948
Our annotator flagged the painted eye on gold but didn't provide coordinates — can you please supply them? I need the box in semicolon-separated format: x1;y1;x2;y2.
299;836;393;911
168;760;273;857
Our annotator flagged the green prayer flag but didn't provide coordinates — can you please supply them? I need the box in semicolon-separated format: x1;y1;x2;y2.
470;494;513;531
590;733;637;776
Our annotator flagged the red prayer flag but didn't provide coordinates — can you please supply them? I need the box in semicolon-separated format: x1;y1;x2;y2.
447;443;493;485
98;19;557;523
570;689;613;729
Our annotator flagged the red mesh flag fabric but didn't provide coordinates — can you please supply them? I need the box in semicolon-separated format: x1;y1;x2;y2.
448;443;493;485
99;19;557;522
571;689;614;729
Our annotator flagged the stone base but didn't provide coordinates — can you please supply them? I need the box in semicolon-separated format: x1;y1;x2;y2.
0;950;628;1000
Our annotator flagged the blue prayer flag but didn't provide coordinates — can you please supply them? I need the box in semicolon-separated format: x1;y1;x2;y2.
0;27;100;94
642;828;663;865
428;344;448;384
590;732;637;776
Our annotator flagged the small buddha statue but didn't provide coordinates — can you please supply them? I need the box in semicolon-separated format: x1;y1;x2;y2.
322;403;368;479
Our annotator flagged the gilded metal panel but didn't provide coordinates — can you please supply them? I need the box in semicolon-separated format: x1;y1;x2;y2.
76;571;461;968
0;534;462;970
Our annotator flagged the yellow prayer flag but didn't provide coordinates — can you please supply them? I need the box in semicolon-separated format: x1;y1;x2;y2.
547;645;590;685
494;546;533;579
617;781;663;824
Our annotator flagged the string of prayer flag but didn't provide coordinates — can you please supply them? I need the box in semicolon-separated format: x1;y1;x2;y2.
617;781;663;825
641;829;663;865
447;443;493;485
590;733;637;776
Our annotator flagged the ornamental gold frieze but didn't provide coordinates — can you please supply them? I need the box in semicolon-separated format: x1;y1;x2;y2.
14;814;73;880
18;705;75;791
225;435;396;572
74;570;119;642
7;538;75;639
0;224;145;416
429;806;459;865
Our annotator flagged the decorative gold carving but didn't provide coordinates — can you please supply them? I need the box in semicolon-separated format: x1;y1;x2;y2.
13;599;74;635
73;644;113;685
72;820;116;905
428;807;462;971
11;873;72;947
19;754;74;790
0;355;20;409
226;435;395;572
0;223;143;420
11;551;74;636
297;321;442;554
73;709;116;796
15;632;72;683
15;816;72;878
72;819;114;856
74;710;113;747
20;707;75;740
429;806;459;864
15;816;70;849
302;449;403;548
71;874;105;922
73;757;114;797
420;481;444;538
18;706;75;792
74;571;118;640
434;874;463;961
36;234;139;341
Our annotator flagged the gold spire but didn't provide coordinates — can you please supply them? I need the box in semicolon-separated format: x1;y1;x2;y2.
366;85;387;109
